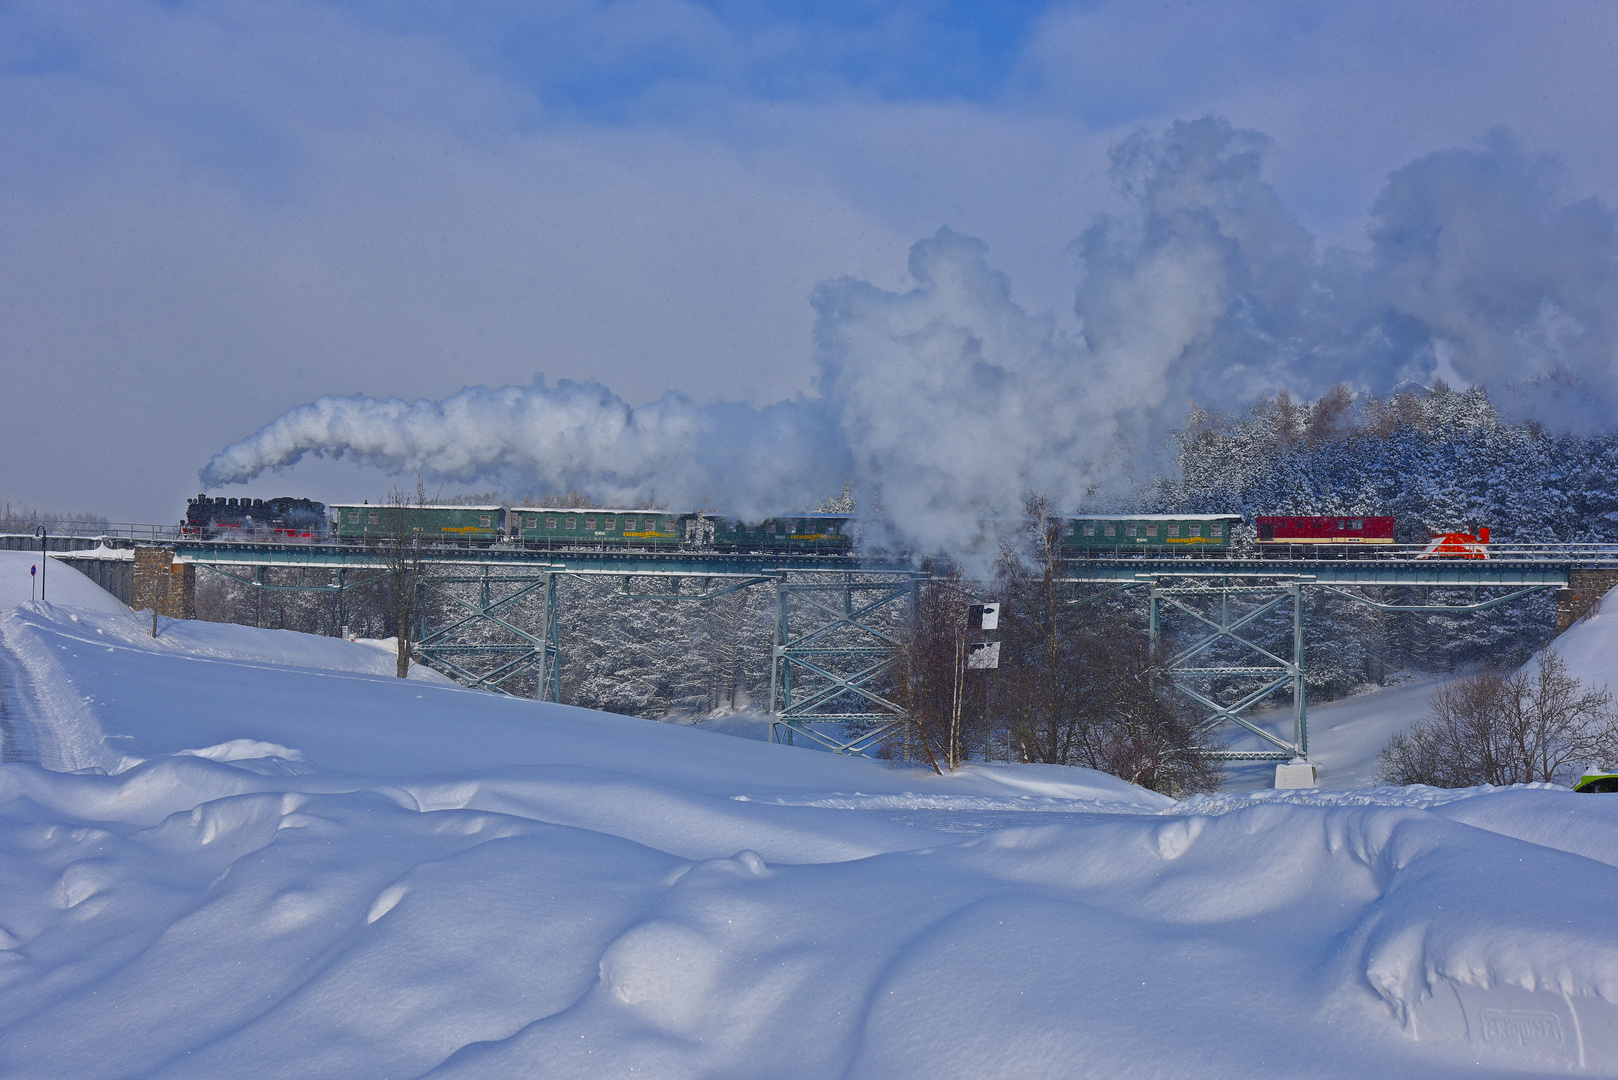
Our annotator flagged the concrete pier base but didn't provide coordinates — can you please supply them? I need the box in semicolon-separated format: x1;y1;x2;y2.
1275;761;1318;789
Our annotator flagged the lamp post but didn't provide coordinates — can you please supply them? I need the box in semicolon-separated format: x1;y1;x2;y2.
34;526;46;602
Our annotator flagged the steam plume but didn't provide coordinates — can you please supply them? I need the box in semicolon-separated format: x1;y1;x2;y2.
203;118;1618;550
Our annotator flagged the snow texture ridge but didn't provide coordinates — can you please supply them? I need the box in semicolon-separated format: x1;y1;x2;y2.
3;556;1618;1076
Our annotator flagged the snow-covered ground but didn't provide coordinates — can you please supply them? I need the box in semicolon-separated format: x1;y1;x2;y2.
1550;586;1618;696
3;551;1618;1078
1220;674;1447;791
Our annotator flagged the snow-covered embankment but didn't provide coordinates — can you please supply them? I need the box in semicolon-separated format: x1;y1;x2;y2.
1;552;1616;1078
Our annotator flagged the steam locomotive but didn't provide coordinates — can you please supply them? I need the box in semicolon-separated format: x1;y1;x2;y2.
183;495;330;540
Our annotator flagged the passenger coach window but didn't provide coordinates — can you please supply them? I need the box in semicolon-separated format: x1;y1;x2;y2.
1105;523;1116;537
348;511;360;524
624;517;636;530
545;516;556;529
1351;519;1363;529
1146;524;1157;537
1083;522;1095;536
525;515;537;529
605;516;616;529
1167;524;1179;537
1212;524;1223;537
585;517;596;530
663;518;675;531
368;512;379;525
1126;524;1137;537
565;517;576;530
479;515;491;527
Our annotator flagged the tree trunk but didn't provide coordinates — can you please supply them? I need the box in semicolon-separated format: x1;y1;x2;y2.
396;633;410;678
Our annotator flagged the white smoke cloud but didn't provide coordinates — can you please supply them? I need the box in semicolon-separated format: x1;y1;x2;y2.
199;380;850;522
203;118;1618;552
809;226;1226;553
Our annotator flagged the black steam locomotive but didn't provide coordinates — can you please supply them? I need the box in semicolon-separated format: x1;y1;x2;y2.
183;494;329;540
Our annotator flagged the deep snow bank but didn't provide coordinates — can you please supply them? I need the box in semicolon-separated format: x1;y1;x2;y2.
0;552;453;772
5;760;1617;1079
0;549;127;614
1551;582;1618;697
2;565;1617;1077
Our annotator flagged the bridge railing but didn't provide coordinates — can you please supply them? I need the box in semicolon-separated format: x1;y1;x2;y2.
0;522;183;543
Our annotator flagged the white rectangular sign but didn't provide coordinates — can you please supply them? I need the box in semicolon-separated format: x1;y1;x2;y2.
969;603;1000;631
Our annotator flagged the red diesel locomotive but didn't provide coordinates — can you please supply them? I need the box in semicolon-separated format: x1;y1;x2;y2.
1255;515;1396;556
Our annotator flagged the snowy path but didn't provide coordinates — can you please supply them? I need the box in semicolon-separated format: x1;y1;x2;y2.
0;633;32;764
2;553;1617;1078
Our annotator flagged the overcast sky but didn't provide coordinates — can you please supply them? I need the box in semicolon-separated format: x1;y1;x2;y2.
5;1;1618;523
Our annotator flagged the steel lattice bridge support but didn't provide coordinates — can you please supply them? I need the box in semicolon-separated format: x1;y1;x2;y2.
418;567;779;701
1150;581;1310;763
172;544;797;703
1098;567;1567;766
768;573;922;755
415;568;562;700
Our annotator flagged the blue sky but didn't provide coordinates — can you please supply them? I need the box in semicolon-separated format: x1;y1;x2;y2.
4;0;1617;520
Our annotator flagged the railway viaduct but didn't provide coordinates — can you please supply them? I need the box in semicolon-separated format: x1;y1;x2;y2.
12;529;1618;777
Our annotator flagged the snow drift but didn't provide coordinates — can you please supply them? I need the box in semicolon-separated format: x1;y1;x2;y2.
4;559;1618;1076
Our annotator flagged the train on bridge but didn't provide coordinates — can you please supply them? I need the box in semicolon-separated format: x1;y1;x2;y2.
182;495;1490;559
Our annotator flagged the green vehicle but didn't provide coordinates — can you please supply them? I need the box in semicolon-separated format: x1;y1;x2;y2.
507;507;691;547
331;504;505;545
1060;514;1242;556
1574;771;1618;793
712;513;852;553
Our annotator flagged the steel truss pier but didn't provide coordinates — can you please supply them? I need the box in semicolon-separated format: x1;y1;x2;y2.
1150;582;1310;762
1072;564;1569;763
415;568;561;699
766;574;923;755
171;545;922;755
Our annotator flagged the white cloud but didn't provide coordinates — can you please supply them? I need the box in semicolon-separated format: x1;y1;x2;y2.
6;0;1618;524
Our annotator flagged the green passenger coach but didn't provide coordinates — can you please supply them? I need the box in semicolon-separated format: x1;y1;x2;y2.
331;504;504;545
712;514;851;552
507;508;691;546
1061;514;1242;555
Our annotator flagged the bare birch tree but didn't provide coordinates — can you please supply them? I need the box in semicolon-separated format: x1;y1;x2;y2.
380;486;428;679
1377;652;1618;787
892;565;984;773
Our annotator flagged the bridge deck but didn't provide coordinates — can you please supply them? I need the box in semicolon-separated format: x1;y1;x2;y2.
166;542;904;577
152;541;1594;587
